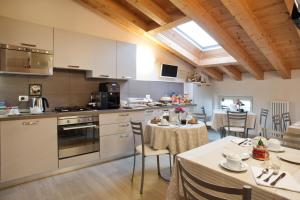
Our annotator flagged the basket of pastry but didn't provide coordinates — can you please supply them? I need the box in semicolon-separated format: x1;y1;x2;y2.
151;117;161;124
188;117;198;124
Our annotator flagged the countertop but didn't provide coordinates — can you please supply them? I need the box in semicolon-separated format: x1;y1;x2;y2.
0;104;196;121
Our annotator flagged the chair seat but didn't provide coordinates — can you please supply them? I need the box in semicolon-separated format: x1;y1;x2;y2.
224;126;245;133
136;144;169;156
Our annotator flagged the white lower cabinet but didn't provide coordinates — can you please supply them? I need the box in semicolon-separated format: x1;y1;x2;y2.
0;118;58;182
100;132;133;160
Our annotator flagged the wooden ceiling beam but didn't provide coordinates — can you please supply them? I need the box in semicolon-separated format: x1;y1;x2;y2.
199;55;237;67
126;0;173;25
78;0;152;32
221;65;242;81
201;68;223;81
221;0;291;79
170;0;264;80
147;16;190;35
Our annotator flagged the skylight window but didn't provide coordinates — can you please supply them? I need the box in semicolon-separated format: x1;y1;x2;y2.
175;21;220;51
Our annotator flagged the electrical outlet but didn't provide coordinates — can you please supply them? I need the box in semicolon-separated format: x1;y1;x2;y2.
19;95;29;102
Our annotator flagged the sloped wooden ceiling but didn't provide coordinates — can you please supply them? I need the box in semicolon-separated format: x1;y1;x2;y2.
76;0;300;81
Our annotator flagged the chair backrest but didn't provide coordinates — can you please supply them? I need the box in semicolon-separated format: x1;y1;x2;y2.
130;121;144;154
226;111;248;133
282;112;291;132
272;114;282;131
201;106;206;115
178;160;252;200
259;108;269;129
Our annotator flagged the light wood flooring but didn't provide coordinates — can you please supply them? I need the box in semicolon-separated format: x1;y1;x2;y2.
0;155;170;200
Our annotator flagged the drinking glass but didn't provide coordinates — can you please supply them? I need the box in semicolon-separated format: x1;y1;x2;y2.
185;112;193;125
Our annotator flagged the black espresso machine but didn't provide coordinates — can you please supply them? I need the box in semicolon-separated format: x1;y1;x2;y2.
97;82;120;109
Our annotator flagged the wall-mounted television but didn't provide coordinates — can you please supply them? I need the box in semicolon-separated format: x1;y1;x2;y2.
160;64;178;78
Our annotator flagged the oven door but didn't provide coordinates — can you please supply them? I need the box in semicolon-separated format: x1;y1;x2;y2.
58;123;100;159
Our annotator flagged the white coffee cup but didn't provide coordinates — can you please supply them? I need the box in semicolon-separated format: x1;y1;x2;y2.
226;154;242;170
160;118;168;125
268;138;281;150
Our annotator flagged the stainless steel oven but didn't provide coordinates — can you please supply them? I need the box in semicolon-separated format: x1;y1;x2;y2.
57;115;99;159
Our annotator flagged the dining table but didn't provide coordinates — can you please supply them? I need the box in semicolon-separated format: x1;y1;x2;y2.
284;122;300;149
167;136;300;200
144;121;209;155
211;110;257;132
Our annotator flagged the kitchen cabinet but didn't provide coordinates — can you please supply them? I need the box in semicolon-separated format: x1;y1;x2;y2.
100;133;133;160
0;118;58;182
54;29;95;70
86;38;117;78
99;111;144;160
116;41;136;79
0;16;53;50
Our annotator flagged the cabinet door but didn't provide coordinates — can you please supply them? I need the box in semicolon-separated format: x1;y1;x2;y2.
54;29;95;70
86;38;117;78
0;16;53;50
0;118;58;182
116;41;136;79
100;133;133;160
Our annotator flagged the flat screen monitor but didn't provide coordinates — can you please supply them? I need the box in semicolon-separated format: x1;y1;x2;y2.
161;64;178;78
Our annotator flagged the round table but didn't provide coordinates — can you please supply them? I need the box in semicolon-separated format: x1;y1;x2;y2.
144;121;208;155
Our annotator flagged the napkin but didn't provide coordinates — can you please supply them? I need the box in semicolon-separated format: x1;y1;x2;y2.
231;138;252;147
251;166;300;193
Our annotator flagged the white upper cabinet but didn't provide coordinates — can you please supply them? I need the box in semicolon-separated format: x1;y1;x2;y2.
0;16;53;50
86;38;117;79
116;41;136;80
54;29;96;70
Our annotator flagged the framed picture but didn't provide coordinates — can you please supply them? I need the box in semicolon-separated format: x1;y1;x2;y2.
29;84;42;96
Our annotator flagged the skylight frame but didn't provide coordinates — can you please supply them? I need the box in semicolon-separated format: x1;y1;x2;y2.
174;21;221;51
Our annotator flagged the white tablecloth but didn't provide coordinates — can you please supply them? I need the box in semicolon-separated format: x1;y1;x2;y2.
144;122;208;155
211;110;257;131
167;136;300;200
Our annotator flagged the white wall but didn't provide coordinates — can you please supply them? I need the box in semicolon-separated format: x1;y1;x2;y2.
194;70;300;127
0;0;193;82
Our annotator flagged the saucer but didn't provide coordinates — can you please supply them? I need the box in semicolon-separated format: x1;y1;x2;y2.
268;146;285;152
219;159;248;172
223;152;251;160
158;123;169;126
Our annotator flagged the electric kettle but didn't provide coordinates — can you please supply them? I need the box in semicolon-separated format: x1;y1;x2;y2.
29;97;49;112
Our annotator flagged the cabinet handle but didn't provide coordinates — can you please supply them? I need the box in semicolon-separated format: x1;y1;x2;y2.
68;65;80;68
120;134;129;138
99;74;110;78
146;110;154;113
20;43;37;48
121;76;132;79
119;113;129;117
119;124;129;128
22;121;39;126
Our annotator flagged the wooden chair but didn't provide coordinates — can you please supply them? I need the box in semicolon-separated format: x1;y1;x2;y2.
199;106;212;127
223;111;248;138
282;112;291;132
193;113;208;127
130;121;172;194
178;160;252;200
259;109;269;136
269;115;283;139
272;114;282;131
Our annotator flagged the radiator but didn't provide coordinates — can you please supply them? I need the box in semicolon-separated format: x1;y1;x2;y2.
271;101;289;131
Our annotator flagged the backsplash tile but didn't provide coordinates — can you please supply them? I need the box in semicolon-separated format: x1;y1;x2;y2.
0;69;183;109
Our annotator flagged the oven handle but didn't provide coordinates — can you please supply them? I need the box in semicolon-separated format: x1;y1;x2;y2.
62;125;98;131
